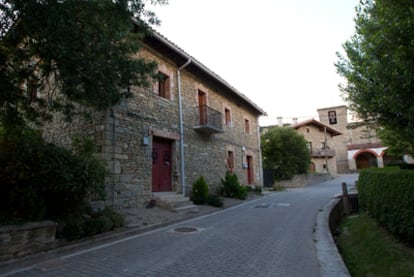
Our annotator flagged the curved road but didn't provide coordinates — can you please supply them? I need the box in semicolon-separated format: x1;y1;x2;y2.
6;174;358;277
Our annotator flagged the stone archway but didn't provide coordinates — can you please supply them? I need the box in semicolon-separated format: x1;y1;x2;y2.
355;151;378;170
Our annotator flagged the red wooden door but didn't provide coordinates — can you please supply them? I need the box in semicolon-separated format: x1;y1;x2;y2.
152;138;172;192
246;155;254;185
198;91;207;125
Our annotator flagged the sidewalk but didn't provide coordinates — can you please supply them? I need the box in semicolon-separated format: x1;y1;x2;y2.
0;194;262;275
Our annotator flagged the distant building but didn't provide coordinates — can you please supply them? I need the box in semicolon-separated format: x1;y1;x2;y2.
317;105;391;172
291;119;342;175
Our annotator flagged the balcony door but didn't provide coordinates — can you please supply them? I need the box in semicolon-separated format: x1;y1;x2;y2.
198;90;207;125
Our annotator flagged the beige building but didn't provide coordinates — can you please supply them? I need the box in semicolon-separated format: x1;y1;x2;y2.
292;119;342;175
44;27;265;209
317;105;388;172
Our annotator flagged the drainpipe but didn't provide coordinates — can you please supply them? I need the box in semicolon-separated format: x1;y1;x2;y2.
110;107;117;207
177;59;191;196
256;119;264;187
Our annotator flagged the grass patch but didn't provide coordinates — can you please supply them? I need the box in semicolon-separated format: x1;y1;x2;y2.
337;212;414;277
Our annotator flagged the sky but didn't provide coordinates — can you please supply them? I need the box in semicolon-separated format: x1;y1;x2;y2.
149;0;360;126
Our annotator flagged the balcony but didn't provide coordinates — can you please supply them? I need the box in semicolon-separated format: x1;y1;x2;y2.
194;105;223;135
311;148;336;158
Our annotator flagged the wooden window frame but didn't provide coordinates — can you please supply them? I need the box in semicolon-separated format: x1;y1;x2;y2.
244;118;250;134
157;71;170;99
224;108;231;126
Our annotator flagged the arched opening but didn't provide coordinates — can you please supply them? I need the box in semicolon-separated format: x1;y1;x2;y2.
355;151;378;170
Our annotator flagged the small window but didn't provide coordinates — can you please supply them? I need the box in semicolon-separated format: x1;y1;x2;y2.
244;119;250;134
227;150;235;173
307;142;312;152
306;128;310;133
157;71;170;99
225;108;231;126
328;111;337;124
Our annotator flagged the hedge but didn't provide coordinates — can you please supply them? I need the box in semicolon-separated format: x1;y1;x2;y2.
358;168;414;244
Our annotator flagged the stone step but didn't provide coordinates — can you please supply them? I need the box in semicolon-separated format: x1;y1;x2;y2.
174;204;199;214
153;192;198;213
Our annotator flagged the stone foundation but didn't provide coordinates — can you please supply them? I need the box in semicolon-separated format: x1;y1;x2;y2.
0;221;57;261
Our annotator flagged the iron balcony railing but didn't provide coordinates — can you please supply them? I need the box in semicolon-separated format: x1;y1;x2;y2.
311;148;336;158
194;105;223;134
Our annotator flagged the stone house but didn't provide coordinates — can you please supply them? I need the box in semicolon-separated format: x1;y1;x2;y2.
317;105;391;172
291;119;342;175
44;28;265;209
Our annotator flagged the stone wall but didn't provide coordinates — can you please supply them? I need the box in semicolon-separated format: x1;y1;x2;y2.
317;106;350;174
295;124;338;175
0;221;57;261
275;173;333;188
317;105;383;173
42;42;263;209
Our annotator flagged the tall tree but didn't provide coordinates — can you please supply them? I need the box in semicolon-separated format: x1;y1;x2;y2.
261;126;310;180
0;0;166;130
336;0;414;151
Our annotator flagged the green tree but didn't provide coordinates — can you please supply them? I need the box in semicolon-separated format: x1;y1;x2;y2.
0;0;166;130
377;128;414;158
336;0;414;152
261;126;310;180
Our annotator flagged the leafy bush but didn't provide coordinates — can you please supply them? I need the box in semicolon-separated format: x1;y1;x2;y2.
206;194;224;207
191;176;209;204
358;168;414;245
101;206;124;228
61;217;84;241
261;126;310;181
60;206;124;241
219;172;247;200
0;128;107;221
83;215;113;236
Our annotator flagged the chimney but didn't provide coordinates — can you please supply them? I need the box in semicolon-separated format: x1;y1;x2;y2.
292;117;298;125
277;116;283;126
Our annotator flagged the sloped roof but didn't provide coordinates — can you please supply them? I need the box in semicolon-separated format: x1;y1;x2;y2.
133;20;266;116
291;119;342;136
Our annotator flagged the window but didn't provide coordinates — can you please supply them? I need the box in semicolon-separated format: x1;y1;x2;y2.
306;128;310;133
244;119;250;134
225;108;231;126
306;142;312;152
157;71;170;99
328;111;337;124
227;151;234;173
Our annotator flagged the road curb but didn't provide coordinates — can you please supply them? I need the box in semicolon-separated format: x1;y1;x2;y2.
315;196;351;277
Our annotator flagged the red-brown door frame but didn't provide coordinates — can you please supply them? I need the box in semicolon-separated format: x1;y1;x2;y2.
246;155;254;185
152;138;173;192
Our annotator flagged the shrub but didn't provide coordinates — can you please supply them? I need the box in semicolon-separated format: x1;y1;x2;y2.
219;172;247;200
83;215;113;236
59;207;124;240
0;128;107;221
206;194;224;207
101;206;124;228
61;217;84;241
191;176;209;204
358;168;414;245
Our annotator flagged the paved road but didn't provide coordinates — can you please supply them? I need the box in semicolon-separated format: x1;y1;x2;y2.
5;174;358;277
